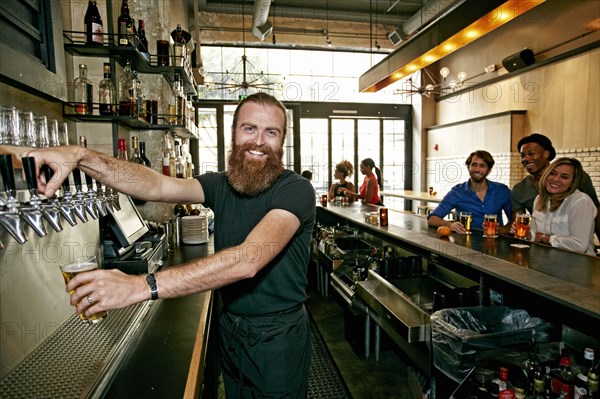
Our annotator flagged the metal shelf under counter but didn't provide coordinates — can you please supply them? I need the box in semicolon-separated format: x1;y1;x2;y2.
316;203;600;345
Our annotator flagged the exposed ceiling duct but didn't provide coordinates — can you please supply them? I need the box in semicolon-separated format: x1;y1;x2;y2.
252;0;273;41
387;0;458;46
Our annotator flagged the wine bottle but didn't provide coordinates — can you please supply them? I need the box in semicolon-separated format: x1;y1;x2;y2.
73;64;90;115
117;138;128;160
130;136;144;164
162;134;171;176
99;63;116;115
172;24;186;67
139;141;151;167
118;61;135;116
117;0;134;46
137;19;149;61
84;1;103;46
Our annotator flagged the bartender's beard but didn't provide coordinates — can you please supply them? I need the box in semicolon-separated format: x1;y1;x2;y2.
226;141;284;197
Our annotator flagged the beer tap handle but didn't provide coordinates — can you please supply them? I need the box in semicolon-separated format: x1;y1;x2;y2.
21;157;39;196
84;172;94;191
62;173;71;193
0;154;16;198
72;168;83;192
42;164;53;185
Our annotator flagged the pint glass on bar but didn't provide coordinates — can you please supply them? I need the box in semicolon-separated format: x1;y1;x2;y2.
483;214;498;238
459;211;472;234
515;213;531;239
60;256;107;324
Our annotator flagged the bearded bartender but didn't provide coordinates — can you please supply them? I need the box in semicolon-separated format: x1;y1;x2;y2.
25;93;316;399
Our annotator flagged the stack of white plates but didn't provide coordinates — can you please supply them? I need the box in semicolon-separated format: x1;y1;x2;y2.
181;215;209;244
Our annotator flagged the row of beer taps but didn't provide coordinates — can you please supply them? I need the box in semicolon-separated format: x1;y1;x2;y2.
0;153;121;246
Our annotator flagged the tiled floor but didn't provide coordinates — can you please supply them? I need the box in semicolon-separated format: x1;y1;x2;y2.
306;288;414;398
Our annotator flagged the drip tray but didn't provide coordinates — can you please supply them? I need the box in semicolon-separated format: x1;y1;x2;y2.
0;302;151;399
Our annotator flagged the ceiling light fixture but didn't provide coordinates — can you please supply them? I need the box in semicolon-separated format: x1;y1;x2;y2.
360;0;546;93
394;65;497;97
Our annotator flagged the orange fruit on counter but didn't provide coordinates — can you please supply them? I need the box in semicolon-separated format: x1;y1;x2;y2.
437;226;451;237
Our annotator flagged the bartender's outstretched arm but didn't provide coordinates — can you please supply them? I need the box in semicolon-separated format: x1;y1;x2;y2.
25;145;203;204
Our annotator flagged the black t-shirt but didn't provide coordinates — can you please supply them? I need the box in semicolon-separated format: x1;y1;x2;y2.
333;181;350;197
197;170;315;316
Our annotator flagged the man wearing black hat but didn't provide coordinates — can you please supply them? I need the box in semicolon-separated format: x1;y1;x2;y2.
511;133;600;241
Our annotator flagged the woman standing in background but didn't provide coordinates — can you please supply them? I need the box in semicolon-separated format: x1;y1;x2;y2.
328;160;355;202
343;158;383;205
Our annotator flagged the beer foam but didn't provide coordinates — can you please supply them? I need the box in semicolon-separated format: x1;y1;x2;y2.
61;261;97;273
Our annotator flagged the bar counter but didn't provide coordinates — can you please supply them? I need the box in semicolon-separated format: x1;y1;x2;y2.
317;203;600;336
105;242;216;398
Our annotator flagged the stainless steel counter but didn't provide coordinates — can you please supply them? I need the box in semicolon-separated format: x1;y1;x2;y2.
0;242;215;399
317;203;600;337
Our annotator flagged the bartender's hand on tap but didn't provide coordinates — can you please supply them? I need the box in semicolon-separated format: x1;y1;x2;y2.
66;268;148;318
22;145;83;197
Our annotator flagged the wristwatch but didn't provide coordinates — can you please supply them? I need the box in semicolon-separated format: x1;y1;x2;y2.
146;273;159;300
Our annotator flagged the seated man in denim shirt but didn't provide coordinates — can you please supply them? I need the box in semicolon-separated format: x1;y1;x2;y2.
428;150;512;233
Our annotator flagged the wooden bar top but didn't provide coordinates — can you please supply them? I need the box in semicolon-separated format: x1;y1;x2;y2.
380;189;443;203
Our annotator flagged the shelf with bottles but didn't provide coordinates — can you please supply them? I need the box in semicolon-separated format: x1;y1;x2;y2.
63;30;197;96
61;101;150;128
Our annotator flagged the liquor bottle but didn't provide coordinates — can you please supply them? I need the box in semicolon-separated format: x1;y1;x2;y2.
117;0;134;46
118;61;135;116
73;64;90;115
172;24;186;66
576;349;595;389
162;134;171;176
130;137;144;164
84;1;103;45
169;140;177;177
175;141;185;178
117;138;128;160
524;329;540;391
588;363;598;399
493;367;510;392
137;19;149;61
99;63;116;115
139;141;151;167
552;349;575;399
174;74;185;125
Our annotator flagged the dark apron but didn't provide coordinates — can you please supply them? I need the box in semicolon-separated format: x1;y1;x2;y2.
220;304;311;398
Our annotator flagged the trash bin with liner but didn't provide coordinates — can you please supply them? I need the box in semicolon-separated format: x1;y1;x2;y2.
431;306;555;383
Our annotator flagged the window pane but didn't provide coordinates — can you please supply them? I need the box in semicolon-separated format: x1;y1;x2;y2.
383;120;406;209
300;118;328;195
197;108;219;174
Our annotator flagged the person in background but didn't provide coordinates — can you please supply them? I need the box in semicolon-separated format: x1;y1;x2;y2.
428;150;512;233
512;133;600;241
25;93;316;398
343;157;383;205
528;157;597;255
328;160;355;202
301;169;313;181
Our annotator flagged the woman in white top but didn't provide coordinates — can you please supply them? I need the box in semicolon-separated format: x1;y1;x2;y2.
530;157;597;255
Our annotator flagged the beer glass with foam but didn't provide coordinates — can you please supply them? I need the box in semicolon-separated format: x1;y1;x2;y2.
515;213;531;239
60;255;107;324
483;214;498;238
459;211;472;234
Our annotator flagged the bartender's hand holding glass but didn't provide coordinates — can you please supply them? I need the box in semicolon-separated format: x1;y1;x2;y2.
63;263;148;321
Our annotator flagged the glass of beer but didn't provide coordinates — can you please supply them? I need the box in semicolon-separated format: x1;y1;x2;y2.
459;211;472;234
515;212;531;239
60;256;107;324
483;214;498;238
